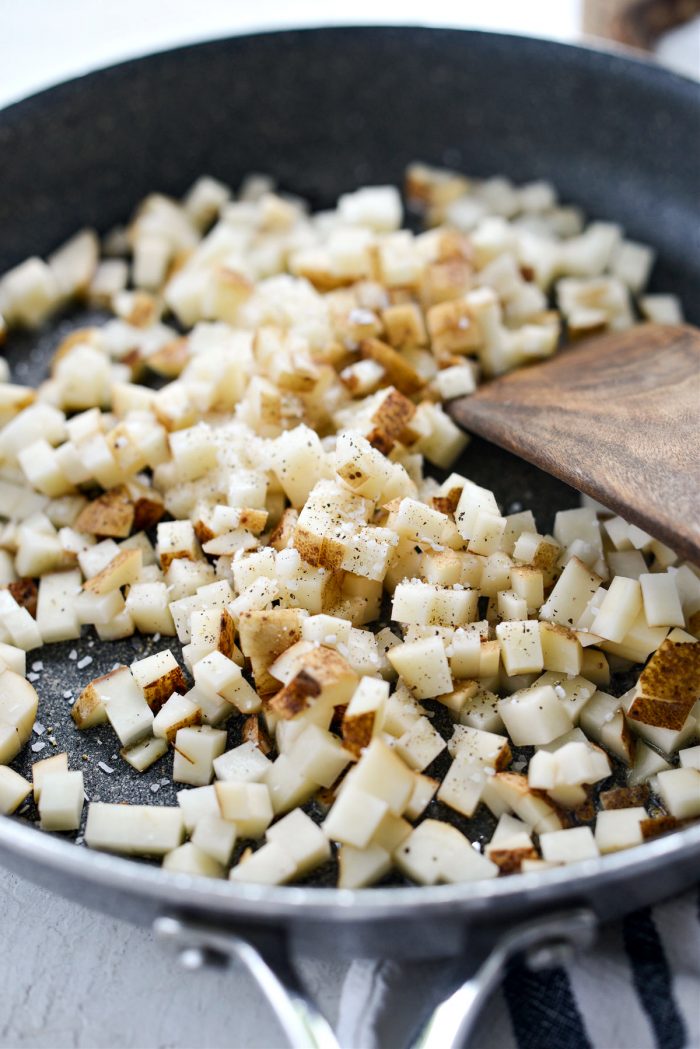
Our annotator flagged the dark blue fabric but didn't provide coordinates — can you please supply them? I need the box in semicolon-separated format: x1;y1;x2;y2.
622;908;687;1049
503;963;592;1049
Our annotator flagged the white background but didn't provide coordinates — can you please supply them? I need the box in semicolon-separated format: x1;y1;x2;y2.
0;3;697;1048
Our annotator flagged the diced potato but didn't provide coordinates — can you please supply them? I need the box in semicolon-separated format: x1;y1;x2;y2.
0;766;32;814
38;770;85;832
85;803;185;856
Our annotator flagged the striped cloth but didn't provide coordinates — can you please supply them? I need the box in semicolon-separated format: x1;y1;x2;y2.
335;887;700;1049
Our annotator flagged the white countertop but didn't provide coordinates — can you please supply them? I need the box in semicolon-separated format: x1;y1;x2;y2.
0;4;697;1047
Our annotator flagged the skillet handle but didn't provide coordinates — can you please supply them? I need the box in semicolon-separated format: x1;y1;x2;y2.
154;915;339;1049
155;907;596;1049
412;909;597;1049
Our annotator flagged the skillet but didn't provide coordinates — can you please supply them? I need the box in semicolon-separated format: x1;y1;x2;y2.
0;26;699;1049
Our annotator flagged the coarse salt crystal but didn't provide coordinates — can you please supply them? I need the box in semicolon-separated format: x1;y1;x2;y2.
27;673;40;683
69;649;78;660
77;656;93;670
98;762;114;774
554;685;566;700
62;691;72;699
31;741;46;753
150;783;161;793
33;721;45;736
31;661;43;672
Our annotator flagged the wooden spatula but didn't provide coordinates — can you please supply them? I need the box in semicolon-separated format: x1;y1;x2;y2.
448;323;700;564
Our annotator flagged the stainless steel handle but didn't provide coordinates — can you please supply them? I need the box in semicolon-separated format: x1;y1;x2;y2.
413;909;597;1049
154;907;597;1049
154;915;339;1049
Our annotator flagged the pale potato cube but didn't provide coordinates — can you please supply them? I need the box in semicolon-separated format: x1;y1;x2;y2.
539;826;599;864
162;842;225;879
591;577;642;643
539;557;601;627
266;809;331;877
36;569;82;643
173;725;227;786
214;781;273;838
394;715;446;772
153;693;202;742
338;843;392;889
176;784;220;834
349;738;415;815
498;685;573;746
156;520;198;569
437;756;488;817
496;620;543;676
639;573;684;629
322;786;388;848
287;723;352;788
594;808;646;854
125;582;176;635
130;650;187;712
539;622;582;676
679;745;700;771
32;751;68;801
38;770;84;832
229;841;297;885
656;767;700;819
213;741;272;783
193;651;261;714
454;480;500;541
264;753;317;815
191;815;238;866
98;667;154;747
395;820;498;885
120;735;169;773
388;636;452;699
0;766;31;814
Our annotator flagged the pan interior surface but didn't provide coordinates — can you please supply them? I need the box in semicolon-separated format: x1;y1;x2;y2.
0;27;699;922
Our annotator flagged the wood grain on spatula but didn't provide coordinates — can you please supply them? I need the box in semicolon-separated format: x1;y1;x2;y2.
448;324;700;564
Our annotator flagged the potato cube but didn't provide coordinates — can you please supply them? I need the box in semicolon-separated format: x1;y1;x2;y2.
591;577;642;643
0;766;31;815
32;751;69;801
656;767;700;819
338;843;392;889
388;636;452;699
394;716;446;772
594;808;646;854
266;809;331;878
153;693;202;742
191;815;238;866
162;842;225;879
85;802;184;856
131;650;187;712
498;685;573;746
539;826;599;864
287;723;352;788
323;786;388;848
229;841;297;885
120;735;168;773
214;741;272;783
639;573;684;628
496;620;543;676
193;651;261;714
214;781;273;838
395;820;498;885
349;737;415;816
173;725;227;786
38;770;84;832
264;753;317;815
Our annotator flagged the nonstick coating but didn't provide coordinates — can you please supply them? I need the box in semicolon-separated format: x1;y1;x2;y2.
1;27;699;931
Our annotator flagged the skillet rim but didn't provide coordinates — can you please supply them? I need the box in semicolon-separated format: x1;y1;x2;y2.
1;810;700;919
0;25;698;918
